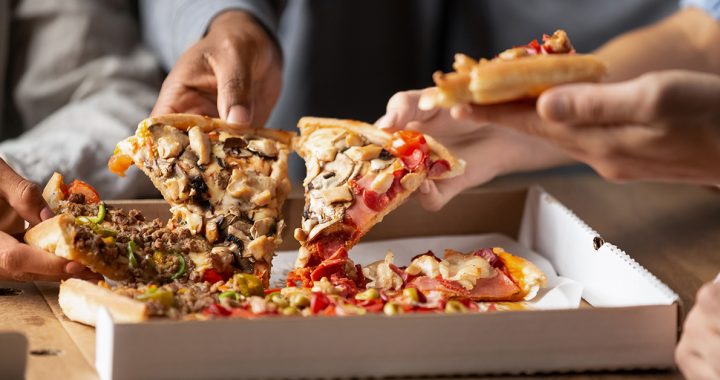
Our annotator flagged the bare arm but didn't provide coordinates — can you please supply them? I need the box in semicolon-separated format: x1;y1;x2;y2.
596;8;720;82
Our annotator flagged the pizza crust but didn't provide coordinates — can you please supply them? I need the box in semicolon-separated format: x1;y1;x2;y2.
144;114;294;145
24;215;130;281
59;278;148;326
420;54;606;108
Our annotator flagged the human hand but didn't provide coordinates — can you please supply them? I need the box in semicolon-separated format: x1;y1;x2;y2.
453;71;720;184
675;280;720;379
377;90;573;211
0;160;96;281
152;10;282;128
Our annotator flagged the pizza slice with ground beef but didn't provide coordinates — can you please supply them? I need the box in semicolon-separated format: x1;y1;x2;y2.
26;172;221;283
108;114;294;285
291;117;465;279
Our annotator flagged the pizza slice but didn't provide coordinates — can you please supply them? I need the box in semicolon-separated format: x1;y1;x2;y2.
26;173;219;283
292;117;465;273
108;114;294;285
389;247;547;302
420;29;606;108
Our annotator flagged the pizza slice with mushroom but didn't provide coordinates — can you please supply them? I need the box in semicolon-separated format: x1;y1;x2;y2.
291;117;465;278
107;114;294;285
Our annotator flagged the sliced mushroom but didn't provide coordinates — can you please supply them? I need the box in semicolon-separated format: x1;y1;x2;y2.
400;172;424;191
246;235;273;261
304;158;321;186
247;139;278;158
370;172;394;193
316;186;353;204
157;137;184;159
345;132;364;147
188;126;211;165
210;246;234;273
164;176;189;201
227;179;253;199
370;158;392;171
252;190;272;206
294;228;307;243
307;220;336;241
250;207;278;221
250;217;276;238
344;145;383;162
310;153;354;190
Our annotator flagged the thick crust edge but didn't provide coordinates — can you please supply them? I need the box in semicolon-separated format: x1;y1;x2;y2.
59;279;148;326
24;214;76;260
143;114;295;145
422;54;606;108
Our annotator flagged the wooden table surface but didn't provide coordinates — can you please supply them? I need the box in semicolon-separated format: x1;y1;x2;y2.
3;169;719;379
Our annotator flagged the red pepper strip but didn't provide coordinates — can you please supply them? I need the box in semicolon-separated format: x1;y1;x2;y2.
310;292;331;314
203;303;231;317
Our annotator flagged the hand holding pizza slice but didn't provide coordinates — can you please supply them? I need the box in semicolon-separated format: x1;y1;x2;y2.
420;30;606;109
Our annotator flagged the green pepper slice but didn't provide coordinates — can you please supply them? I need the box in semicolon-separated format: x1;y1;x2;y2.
88;202;106;224
218;290;240;301
127;241;138;269
232;273;264;297
170;254;186;280
136;287;174;307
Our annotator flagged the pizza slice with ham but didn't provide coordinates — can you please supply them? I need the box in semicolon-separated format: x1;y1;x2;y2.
107;114;294;285
420;29;606;108
292;117;465;272
366;247;547;302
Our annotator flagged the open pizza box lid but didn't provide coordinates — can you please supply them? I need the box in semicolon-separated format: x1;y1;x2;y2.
95;186;680;380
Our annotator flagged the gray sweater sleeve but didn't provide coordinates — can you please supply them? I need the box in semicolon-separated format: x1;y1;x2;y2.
141;0;283;71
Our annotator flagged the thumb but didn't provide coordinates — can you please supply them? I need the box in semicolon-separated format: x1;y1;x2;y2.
377;89;440;131
0;160;49;226
537;80;646;125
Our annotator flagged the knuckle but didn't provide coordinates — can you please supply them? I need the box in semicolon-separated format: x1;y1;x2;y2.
16;180;41;205
696;283;720;312
387;91;416;112
574;96;606;122
0;249;22;272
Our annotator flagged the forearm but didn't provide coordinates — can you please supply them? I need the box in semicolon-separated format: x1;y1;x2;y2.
596;8;720;82
141;0;284;70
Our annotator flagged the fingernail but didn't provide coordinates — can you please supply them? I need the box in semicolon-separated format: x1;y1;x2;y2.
376;113;395;130
544;93;571;121
65;262;87;275
227;105;252;125
450;104;471;120
40;207;54;221
714;272;720;284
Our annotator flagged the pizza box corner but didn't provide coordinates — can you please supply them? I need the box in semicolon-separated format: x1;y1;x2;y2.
93;185;680;379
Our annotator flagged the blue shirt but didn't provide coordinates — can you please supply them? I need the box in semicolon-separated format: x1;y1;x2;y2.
683;0;720;18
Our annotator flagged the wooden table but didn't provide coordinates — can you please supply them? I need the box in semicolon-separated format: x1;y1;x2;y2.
3;169;719;379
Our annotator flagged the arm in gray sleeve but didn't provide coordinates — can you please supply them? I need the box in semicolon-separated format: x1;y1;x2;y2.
140;0;284;71
682;0;720;19
0;0;163;199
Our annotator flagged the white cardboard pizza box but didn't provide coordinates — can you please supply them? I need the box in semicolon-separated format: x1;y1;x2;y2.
96;186;679;380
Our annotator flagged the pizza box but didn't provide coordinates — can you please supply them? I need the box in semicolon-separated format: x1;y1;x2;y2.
93;186;679;379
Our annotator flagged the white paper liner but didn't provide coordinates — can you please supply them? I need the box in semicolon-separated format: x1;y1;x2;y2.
272;233;584;310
